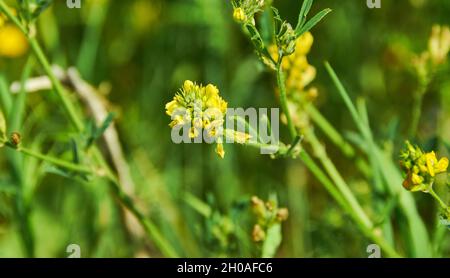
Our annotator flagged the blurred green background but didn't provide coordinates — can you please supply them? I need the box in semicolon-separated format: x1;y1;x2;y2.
0;0;449;257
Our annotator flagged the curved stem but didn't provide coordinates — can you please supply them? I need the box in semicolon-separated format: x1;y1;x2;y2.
7;144;179;257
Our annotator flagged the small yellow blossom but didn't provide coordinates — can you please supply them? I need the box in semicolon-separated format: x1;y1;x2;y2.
400;141;449;192
428;25;450;65
215;140;225;159
233;7;246;23
0;24;29;58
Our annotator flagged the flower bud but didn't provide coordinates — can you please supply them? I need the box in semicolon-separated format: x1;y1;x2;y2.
252;224;266;242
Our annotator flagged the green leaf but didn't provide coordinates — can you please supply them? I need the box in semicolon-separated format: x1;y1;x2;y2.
0;108;6;144
262;224;282;258
295;0;313;30
71;138;80;164
85;112;115;148
296;8;331;37
18;0;53;22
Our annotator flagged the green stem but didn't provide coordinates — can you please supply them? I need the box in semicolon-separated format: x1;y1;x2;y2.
429;188;448;211
276;58;297;139
29;38;85;131
409;91;424;139
9;144;179;257
18;146;94;174
305;104;355;157
304;129;373;228
0;1;27;34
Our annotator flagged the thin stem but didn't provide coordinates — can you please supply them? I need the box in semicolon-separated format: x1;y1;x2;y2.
305;104;355;157
29;39;85;131
409;85;427;138
8;144;179;257
0;1;27;34
18;146;94;174
304;129;373;228
276;57;297;139
429;188;448;211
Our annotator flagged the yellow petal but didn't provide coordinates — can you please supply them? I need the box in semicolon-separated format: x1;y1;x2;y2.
165;100;178;116
215;143;225;159
183;80;194;92
411;173;424;185
436;157;449;173
189;127;199;138
426;151;437;177
295;32;314;55
205;84;219;98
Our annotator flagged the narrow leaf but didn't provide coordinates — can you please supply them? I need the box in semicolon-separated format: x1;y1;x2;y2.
295;0;313;30
296;8;331;37
0;109;6;143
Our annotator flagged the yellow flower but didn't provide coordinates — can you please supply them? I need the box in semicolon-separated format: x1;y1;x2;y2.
426;151;438;177
0;25;29;58
400;141;449;193
437;157;449;173
166;80;228;158
411;173;424;185
215;140;225;159
233;7;246;23
295;31;314;55
425;151;448;177
428;25;450;65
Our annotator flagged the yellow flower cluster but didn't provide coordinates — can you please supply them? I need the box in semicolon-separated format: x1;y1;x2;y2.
413;25;450;78
400;141;449;192
428;25;450;65
0;11;29;58
166;80;228;158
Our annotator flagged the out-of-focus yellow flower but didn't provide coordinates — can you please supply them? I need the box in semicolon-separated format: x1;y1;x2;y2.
0;24;29;58
400;141;449;192
130;0;161;34
233;7;247;23
428;25;450;65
